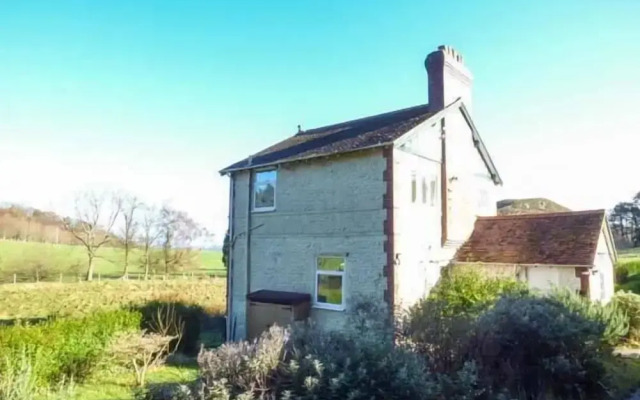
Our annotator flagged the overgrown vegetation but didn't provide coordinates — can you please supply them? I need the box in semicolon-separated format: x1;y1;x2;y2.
0;280;226;320
0;309;141;387
138;271;640;400
0;279;226;399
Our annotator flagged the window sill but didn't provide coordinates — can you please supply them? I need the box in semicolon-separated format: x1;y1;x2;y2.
252;207;276;213
312;304;345;312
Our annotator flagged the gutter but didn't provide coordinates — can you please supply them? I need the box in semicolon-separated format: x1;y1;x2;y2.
451;261;594;269
225;175;235;342
440;117;448;246
245;172;253;334
219;144;391;175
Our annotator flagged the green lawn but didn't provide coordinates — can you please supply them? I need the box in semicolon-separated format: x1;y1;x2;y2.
64;365;198;400
616;248;640;293
0;239;224;282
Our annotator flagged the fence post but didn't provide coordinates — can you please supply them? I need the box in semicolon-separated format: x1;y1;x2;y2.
59;273;63;283
13;274;16;284
98;273;101;282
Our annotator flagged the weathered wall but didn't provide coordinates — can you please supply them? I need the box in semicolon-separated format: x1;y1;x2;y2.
228;151;387;340
393;121;442;307
392;108;499;308
445;109;497;243
453;263;581;295
592;229;615;303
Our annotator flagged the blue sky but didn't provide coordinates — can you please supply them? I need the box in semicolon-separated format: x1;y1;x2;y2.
1;1;639;242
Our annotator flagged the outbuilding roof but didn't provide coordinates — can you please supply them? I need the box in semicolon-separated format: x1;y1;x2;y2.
454;210;607;266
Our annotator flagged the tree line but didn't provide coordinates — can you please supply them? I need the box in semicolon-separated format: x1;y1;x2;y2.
609;191;640;247
2;191;209;281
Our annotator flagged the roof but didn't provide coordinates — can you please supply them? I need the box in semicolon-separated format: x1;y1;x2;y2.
454;210;606;266
220;104;434;173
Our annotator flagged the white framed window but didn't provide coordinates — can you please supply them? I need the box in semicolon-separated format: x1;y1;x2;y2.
315;255;345;310
253;169;277;211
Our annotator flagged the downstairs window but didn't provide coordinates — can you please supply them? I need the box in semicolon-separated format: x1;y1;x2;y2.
315;256;345;310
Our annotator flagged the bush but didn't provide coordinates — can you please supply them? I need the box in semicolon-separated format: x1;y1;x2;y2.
616;263;631;284
551;289;629;345
613;291;640;345
109;332;175;387
138;302;204;355
428;267;529;317
0;309;141;388
189;302;480;400
402;298;475;374
470;295;610;400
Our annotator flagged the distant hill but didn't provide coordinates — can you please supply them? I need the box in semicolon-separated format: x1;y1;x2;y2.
497;198;570;215
0;204;75;244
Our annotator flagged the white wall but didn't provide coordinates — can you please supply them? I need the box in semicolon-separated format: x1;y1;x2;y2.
228;151;387;340
526;265;581;294
445;109;497;243
392;107;498;307
592;229;615;303
393;131;442;306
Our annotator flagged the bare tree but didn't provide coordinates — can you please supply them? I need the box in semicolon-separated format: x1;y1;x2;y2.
120;195;141;278
63;191;122;280
139;205;162;279
159;206;203;275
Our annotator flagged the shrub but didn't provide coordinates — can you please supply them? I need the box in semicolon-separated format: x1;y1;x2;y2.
402;298;475;374
0;309;141;388
470;295;610;400
428;267;528;317
616;263;631;284
191;302;480;400
138;302;204;355
613;291;640;345
551;289;629;345
109;332;175;387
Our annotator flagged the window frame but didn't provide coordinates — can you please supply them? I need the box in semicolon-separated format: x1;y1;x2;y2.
252;168;277;212
411;172;417;203
429;177;438;207
314;255;346;311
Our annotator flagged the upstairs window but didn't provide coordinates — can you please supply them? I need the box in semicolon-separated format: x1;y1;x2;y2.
411;173;417;203
253;170;277;211
430;178;438;207
315;256;345;310
421;177;428;204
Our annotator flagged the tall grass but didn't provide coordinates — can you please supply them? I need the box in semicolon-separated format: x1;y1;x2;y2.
0;348;38;400
0;280;226;320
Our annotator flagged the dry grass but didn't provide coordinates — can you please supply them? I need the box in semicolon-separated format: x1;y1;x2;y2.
0;279;226;320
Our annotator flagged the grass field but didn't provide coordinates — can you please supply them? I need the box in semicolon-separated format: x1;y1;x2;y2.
0;239;225;282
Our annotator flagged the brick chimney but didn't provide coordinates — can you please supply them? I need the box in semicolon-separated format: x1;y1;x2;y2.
425;45;473;112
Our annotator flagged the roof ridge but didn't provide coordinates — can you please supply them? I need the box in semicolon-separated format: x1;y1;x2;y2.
479;209;605;220
299;103;429;136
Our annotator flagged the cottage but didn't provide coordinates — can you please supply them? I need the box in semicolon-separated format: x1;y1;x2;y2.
220;45;616;341
454;210;617;302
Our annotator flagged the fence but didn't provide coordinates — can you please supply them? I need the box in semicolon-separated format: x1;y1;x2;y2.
0;270;226;285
